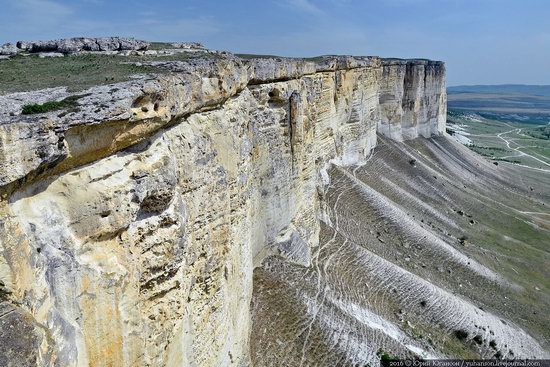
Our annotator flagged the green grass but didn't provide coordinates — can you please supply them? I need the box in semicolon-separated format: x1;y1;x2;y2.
525;125;550;140
376;349;396;361
21;94;86;115
448;109;550;169
0;52;205;95
401;320;479;359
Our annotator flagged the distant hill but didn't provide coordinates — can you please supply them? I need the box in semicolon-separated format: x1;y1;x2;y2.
448;84;550;97
447;85;550;124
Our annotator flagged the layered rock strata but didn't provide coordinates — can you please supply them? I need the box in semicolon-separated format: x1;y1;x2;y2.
378;59;447;141
0;54;446;366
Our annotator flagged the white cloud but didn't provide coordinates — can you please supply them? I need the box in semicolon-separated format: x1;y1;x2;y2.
12;0;73;17
128;16;220;41
0;0;75;41
0;0;220;44
281;0;324;15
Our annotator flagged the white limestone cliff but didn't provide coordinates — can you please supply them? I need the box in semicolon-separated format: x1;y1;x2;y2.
0;54;446;366
378;59;447;141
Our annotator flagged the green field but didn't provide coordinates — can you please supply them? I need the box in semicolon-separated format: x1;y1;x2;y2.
0;51;208;95
447;109;550;171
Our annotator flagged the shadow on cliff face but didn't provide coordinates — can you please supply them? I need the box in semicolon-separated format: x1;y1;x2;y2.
250;135;550;366
0;302;44;367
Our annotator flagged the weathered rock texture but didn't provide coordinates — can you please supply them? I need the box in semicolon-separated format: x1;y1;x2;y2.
0;43;18;56
170;42;205;50
251;136;550;365
378;59;447;141
0;53;451;366
15;37;149;54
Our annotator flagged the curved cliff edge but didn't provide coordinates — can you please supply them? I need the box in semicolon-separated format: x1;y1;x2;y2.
0;51;547;366
0;53;443;365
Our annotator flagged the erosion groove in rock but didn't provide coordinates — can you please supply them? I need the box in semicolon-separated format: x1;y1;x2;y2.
251;136;550;366
0;48;547;367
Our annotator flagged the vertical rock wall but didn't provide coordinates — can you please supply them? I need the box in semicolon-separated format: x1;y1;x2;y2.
0;56;446;366
378;59;446;141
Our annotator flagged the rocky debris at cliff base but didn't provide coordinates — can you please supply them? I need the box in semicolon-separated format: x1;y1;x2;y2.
251;136;550;365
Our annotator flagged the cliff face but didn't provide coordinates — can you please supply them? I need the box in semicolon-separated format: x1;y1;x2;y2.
0;55;446;366
378;59;446;141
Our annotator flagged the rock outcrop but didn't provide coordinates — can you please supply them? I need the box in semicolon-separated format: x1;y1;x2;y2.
170;42;205;50
14;37;150;54
0;43;18;56
0;51;451;366
379;59;447;141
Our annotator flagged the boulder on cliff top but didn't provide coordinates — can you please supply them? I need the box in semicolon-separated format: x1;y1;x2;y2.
16;37;150;54
0;43;18;55
170;42;205;49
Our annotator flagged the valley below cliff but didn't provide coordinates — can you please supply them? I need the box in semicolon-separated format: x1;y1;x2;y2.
0;39;548;366
251;135;550;365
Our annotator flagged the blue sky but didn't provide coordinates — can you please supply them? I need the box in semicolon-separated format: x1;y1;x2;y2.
1;0;549;85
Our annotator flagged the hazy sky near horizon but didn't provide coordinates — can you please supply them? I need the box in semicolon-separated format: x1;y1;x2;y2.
1;0;549;86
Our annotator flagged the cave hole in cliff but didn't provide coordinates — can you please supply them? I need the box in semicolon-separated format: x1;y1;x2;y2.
132;95;149;108
132;93;163;112
267;88;287;107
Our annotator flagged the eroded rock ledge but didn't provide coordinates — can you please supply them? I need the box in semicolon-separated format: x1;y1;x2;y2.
0;55;445;194
0;52;445;366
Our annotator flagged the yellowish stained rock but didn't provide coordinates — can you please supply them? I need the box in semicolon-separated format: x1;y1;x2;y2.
0;55;446;366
